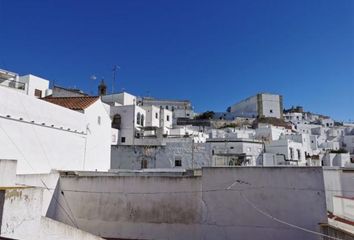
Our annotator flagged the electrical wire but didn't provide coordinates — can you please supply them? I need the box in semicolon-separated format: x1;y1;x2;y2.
0;99;351;239
239;191;343;240
0;122;79;229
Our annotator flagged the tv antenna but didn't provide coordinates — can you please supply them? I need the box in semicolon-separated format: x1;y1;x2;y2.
112;65;120;94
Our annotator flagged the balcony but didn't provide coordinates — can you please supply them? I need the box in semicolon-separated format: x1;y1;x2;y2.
0;78;26;91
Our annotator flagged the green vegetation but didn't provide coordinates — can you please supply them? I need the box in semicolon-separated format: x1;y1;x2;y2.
195;111;215;120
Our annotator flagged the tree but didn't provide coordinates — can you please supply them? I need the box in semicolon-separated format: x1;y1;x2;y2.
195;111;215;120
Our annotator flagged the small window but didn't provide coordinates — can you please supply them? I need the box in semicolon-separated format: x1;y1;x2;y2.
34;89;42;98
137;113;141;125
290;147;294;159
270;109;273;113
166;106;169;109
230;147;234;149
297;149;301;160
97;116;101;125
167;115;170;121
112;114;121;129
175;159;182;167
141;159;148;169
155;112;158;119
121;137;126;143
141;114;144;126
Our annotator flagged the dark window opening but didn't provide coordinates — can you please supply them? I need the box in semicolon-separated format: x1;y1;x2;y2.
141;159;148;169
112;114;121;129
137;113;141;125
175;159;182;167
34;89;42;98
121;137;126;143
141;114;144;126
297;149;301;160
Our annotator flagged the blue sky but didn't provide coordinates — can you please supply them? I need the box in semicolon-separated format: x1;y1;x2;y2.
0;0;353;121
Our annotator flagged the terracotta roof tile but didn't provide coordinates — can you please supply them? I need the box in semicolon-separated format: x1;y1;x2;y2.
41;96;99;110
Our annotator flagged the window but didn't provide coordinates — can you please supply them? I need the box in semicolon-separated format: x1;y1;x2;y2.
270;109;273;113
230;147;234;149
137;113;141;125
112;114;121;129
97;116;101;125
141;159;148;169
121;137;126;143
290;147;294;159
34;89;42;98
175;159;182;167
155;112;158;119
167;115;170;121
166;106;169;109
141;114;144;126
297;149;301;160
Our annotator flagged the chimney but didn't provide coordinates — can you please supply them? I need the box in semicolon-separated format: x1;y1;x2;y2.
98;79;107;96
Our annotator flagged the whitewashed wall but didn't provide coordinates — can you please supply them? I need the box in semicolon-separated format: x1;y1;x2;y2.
0;86;111;174
52;167;327;240
83;100;112;171
19;74;49;98
111;105;146;145
0;86;86;174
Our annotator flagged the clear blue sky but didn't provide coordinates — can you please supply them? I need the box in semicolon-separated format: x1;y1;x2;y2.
1;0;353;121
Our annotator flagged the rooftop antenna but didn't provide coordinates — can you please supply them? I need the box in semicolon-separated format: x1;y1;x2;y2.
112;65;120;94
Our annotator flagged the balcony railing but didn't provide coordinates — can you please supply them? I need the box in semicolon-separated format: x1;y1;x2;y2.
0;79;26;90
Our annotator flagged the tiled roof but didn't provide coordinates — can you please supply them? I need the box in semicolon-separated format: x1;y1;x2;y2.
42;96;99;110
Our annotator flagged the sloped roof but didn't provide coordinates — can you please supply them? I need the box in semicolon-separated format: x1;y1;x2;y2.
42;96;99;110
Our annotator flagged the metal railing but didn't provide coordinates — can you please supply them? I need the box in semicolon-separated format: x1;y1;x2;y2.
0;78;26;90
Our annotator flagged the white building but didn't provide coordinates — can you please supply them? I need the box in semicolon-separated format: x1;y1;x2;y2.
0;81;112;174
228;93;283;119
102;92;137;106
110;104;146;145
323;152;352;167
0;69;51;98
139;97;195;124
255;124;288;141
207;138;263;166
265;138;306;165
19;74;51;98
